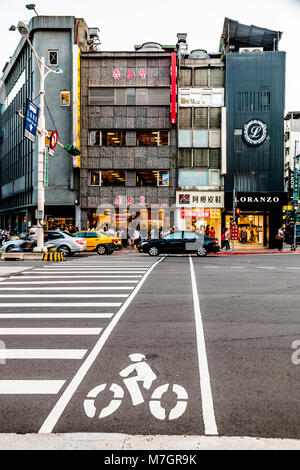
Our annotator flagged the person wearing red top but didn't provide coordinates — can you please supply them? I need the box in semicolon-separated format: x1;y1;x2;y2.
209;227;215;238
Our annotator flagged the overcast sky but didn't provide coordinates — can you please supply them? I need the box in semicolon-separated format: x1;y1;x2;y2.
0;0;299;112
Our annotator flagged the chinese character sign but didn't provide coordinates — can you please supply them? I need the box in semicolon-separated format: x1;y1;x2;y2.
112;69;147;80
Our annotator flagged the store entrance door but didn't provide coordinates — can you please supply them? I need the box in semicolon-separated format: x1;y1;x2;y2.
225;213;265;247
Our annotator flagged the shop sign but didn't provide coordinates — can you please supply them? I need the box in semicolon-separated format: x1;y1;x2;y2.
230;225;239;240
226;192;288;209
114;195;147;207
181;209;210;219
242;119;268;147
176;191;224;208
112;69;147;80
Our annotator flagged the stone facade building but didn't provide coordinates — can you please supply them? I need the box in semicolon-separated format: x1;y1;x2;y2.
79;43;177;235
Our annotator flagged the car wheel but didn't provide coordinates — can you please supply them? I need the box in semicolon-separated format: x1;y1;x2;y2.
58;245;71;257
197;247;207;257
97;244;107;255
6;245;15;252
148;246;159;257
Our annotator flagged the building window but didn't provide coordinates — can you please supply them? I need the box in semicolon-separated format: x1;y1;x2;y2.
179;108;192;128
193;149;209;167
179;149;192;167
90;170;126;186
89;130;168;146
209;149;221;168
89;87;170;106
136;131;168;146
48;51;58;66
179;149;220;169
136;170;169;187
178;169;209;187
194;108;208;127
180;68;192;87
210;68;225;87
209;108;221;128
194;68;208;86
102;131;126;146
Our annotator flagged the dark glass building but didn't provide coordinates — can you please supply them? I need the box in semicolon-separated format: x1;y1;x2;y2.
221;18;286;248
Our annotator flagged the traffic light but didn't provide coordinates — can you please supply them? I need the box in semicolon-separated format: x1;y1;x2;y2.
236;208;241;215
64;145;80;156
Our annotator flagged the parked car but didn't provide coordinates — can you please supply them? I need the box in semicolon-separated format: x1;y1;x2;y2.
1;230;86;257
73;230;120;255
138;231;220;257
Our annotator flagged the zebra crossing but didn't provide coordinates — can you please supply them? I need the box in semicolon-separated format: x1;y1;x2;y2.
0;259;155;421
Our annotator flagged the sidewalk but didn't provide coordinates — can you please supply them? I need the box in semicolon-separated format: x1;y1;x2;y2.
0;433;299;450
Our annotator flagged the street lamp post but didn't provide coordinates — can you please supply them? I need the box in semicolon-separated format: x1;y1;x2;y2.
17;21;62;251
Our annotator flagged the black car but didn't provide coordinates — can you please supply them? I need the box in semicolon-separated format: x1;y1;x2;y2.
139;230;220;257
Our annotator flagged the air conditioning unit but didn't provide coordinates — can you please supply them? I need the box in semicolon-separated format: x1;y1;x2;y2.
239;47;263;53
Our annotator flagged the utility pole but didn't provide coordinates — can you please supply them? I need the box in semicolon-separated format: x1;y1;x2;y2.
293;139;299;250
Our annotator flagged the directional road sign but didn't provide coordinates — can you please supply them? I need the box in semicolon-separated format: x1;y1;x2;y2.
24;99;39;143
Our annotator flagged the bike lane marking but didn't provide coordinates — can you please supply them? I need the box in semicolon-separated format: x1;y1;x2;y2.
38;256;165;434
189;256;218;436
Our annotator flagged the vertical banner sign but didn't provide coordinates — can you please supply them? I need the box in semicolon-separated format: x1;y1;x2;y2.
294;171;299;202
24;100;39;143
77;49;81;167
171;52;177;124
289;168;294;201
44;150;48;187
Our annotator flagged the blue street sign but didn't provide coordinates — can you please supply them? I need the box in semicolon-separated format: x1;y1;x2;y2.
24;99;39;143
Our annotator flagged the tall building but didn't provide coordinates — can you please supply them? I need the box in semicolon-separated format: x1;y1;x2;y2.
79;42;177;235
175;34;225;241
0;15;98;232
220;18;286;248
284;112;300;196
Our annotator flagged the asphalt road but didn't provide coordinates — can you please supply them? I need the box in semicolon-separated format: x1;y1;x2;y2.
0;252;300;439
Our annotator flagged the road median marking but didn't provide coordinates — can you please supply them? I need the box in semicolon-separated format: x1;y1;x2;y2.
189;257;218;436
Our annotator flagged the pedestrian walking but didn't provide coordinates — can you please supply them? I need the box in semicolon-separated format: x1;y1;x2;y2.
276;225;284;251
224;228;230;250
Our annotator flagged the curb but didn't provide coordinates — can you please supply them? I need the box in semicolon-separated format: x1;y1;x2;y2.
0;433;299;450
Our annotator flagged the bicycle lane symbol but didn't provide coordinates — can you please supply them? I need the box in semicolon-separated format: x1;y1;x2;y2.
83;353;188;421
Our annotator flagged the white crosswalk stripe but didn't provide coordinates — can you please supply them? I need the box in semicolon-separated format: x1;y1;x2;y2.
0;259;154;399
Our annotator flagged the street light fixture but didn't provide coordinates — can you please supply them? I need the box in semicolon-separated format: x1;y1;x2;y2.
17;21;63;252
25;4;39;16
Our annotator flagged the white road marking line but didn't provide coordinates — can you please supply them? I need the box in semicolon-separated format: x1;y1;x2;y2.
39;256;164;434
0;287;134;291
0;313;114;319
0;294;128;298
0;328;102;335
256;266;276;269
287;267;300;270
32;271;147;274
43;265;150;268
0;349;87;359
189;257;218;436
0;381;65;394
15;275;142;279
0;280;139;285
0;303;121;308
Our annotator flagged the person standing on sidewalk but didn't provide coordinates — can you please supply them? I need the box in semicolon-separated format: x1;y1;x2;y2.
225;228;231;251
276;225;284;251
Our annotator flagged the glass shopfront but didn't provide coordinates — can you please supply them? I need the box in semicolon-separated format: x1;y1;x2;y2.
225;212;266;246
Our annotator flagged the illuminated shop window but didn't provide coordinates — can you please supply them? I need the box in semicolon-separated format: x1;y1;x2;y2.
136;170;169;187
90;170;126;186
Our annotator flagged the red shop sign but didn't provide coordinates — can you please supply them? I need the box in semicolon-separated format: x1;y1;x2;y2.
181;209;211;218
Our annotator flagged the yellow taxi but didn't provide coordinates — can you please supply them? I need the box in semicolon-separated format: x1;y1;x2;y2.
73;230;122;255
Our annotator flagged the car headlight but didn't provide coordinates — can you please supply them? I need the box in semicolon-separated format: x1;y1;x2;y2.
140;242;148;246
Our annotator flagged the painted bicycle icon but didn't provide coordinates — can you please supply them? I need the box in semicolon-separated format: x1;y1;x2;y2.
84;353;188;421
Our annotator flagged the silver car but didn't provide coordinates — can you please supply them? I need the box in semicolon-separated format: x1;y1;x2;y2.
1;230;86;257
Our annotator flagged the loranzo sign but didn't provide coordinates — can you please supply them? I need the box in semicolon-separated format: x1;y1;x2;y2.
243;119;268;147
